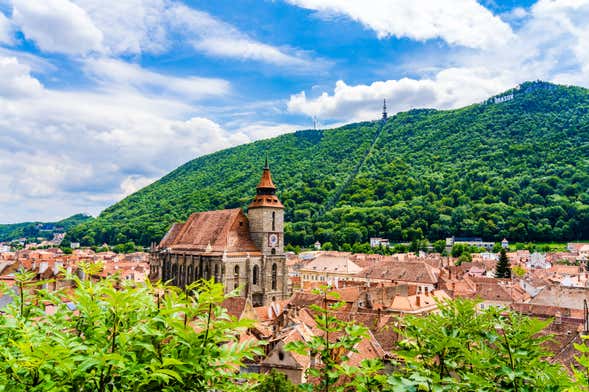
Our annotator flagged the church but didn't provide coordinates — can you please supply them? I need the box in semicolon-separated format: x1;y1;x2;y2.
151;159;289;306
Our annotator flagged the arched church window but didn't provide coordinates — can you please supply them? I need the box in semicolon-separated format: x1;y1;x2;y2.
214;264;219;282
187;265;193;284
253;265;259;285
272;211;276;231
271;263;277;290
179;265;185;286
271;248;276;255
234;265;240;289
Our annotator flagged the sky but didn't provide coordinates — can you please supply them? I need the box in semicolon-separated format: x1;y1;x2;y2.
0;0;588;223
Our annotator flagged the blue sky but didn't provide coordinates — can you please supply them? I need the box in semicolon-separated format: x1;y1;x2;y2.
0;0;588;223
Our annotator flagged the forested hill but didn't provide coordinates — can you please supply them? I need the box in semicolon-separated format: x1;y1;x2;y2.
0;214;92;242
68;81;589;247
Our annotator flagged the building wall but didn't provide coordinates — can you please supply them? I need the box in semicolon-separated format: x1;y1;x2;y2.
248;207;284;256
157;251;288;306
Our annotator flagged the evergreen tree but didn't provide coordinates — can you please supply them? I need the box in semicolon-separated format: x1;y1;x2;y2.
496;248;511;278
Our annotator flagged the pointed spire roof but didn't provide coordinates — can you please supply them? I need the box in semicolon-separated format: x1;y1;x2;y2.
249;156;283;209
257;157;276;190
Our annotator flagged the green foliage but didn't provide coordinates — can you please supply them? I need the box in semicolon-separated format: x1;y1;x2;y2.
570;335;589;391
285;287;382;392
496;248;512;278
112;241;139;254
69;82;589;247
390;298;570;391
0;214;92;242
255;369;298;392
0;269;262;391
433;240;447;253
512;265;526;278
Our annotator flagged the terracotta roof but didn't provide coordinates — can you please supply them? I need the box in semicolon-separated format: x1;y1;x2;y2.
248;194;284;209
161;208;259;253
248;167;284;209
257;168;275;190
530;286;589;309
300;255;363;275
361;261;439;284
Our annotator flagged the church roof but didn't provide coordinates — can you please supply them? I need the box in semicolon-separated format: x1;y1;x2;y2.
257;167;276;190
159;208;260;253
249;162;284;209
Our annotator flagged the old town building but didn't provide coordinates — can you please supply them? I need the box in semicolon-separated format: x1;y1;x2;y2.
151;159;289;306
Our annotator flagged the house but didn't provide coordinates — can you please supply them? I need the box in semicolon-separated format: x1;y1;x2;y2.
360;261;440;292
527;252;550;269
299;254;363;288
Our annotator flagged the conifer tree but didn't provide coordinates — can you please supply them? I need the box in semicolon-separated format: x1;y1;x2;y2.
495;247;511;278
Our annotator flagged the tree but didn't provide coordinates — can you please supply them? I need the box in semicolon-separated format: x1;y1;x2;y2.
0;266;262;391
433;240;447;254
285;287;382;392
255;370;297;392
389;299;570;391
496;248;512;278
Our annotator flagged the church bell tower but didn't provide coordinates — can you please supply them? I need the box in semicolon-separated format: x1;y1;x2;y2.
248;156;284;256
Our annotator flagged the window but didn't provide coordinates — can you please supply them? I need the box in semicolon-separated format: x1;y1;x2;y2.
234;265;240;289
214;264;219;282
253;265;259;285
271;248;276;255
272;211;276;231
271;263;277;290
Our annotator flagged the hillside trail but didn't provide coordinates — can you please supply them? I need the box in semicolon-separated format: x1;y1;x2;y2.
316;119;386;217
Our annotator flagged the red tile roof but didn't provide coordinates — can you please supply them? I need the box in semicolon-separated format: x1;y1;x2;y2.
160;208;260;253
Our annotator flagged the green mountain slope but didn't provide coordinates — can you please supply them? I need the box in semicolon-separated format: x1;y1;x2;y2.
68;81;589;246
0;214;93;242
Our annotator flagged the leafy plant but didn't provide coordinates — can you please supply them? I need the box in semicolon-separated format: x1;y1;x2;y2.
0;267;262;391
285;287;382;392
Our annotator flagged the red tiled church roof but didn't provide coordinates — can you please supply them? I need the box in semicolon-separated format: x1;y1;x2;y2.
159;208;260;253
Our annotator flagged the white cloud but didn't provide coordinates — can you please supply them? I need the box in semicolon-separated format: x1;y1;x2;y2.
12;0;103;54
285;0;514;49
0;56;43;97
7;0;318;67
0;56;254;222
0;12;14;44
288;68;513;121
287;0;589;122
168;4;315;67
72;0;169;55
83;58;230;99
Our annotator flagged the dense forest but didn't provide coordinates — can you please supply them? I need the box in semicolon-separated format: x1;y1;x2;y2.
0;214;92;242
68;81;589;247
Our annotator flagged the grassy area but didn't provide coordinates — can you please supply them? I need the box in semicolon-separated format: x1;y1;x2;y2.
509;241;589;252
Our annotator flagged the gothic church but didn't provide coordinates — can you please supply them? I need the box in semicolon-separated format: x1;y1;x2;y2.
151;159;288;306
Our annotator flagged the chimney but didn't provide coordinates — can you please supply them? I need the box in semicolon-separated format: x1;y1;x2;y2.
416;295;421;307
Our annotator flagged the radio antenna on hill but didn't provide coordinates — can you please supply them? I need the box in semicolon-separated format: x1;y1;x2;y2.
382;99;388;121
312;116;319;130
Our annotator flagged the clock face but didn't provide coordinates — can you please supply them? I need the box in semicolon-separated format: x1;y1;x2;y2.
268;233;279;247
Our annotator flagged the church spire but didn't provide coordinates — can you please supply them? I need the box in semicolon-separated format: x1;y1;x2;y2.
249;156;284;209
382;99;388;121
